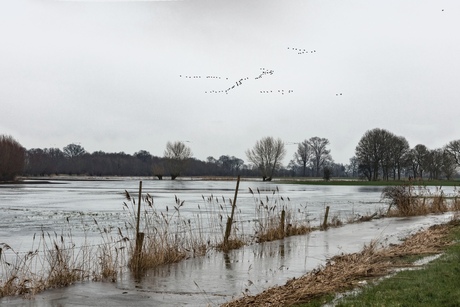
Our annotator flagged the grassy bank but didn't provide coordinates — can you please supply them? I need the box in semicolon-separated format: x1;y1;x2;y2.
222;219;460;307
331;222;460;307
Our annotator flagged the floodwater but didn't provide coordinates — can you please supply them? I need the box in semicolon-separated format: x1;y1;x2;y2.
0;178;457;306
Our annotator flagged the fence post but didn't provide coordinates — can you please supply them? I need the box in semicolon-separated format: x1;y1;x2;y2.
224;175;240;246
322;206;330;230
280;209;286;238
134;181;144;270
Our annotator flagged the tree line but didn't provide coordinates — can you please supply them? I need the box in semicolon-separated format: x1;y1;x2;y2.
353;128;460;181
0;130;459;181
24;142;257;179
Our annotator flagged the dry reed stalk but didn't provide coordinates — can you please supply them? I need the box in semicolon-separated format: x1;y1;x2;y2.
384;185;460;217
222;220;458;307
125;192;218;272
1;219;129;298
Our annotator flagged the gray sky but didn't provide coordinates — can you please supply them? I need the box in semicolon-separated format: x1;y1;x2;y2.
1;0;459;165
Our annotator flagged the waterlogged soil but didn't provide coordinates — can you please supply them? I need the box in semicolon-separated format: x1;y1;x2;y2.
0;178;457;306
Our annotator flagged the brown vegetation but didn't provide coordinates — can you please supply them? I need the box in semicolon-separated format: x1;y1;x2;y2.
222;220;458;307
382;184;460;216
0;222;125;298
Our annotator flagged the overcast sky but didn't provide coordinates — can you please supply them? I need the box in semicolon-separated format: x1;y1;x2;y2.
1;0;459;165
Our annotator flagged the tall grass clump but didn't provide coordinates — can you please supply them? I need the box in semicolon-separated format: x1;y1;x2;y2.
382;184;459;216
197;194;246;251
123;191;209;272
250;186;313;243
0;218;127;298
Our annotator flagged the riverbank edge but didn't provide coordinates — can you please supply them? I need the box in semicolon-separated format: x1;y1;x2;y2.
221;218;460;307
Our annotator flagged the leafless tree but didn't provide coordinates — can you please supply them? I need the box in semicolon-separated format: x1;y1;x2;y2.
164;141;193;179
346;156;359;177
355;128;394;181
246;136;286;181
294;140;312;177
307;137;332;177
63;143;86;159
152;162;166;180
391;136;410;180
383;135;409;180
441;150;457;180
408;144;430;179
445;139;460;167
0;135;25;181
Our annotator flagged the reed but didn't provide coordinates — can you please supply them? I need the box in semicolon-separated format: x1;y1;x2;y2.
250;186;314;243
0;218;127;298
123;191;214;272
382;184;459;217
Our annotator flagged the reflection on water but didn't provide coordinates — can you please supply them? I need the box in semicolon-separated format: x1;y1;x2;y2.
357;186;386;193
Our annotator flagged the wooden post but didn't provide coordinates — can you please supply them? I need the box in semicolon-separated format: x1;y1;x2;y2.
134;181;144;270
322;206;330;230
136;181;142;237
224;175;240;245
280;209;286;238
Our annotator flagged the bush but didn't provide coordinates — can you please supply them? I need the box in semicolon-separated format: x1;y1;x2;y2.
0;135;25;181
381;185;415;215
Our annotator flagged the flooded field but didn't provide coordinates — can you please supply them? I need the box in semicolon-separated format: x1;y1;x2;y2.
0;178;457;306
0;178;387;245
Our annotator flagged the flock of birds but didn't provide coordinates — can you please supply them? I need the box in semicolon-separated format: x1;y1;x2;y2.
287;47;317;55
179;47;323;95
260;89;294;95
179;75;229;80
179;68;277;95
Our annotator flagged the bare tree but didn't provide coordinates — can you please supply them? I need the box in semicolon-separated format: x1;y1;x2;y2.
0;135;25;181
355;128;394;181
391;136;410;180
426;149;444;180
441;150;457;180
307;137;332;177
217;155;244;175
63;143;86;159
445;139;460;167
294;140;312;177
246;136;286;181
382;135;409;180
164;141;193;179
409;144;430;179
152;162;166;180
346;156;359;177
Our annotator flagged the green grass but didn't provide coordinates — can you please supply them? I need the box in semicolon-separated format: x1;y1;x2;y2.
323;225;460;307
278;179;460;187
291;223;460;307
